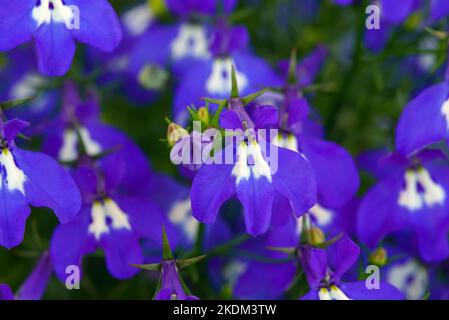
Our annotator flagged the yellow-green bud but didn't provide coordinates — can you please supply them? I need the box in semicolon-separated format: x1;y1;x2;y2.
197;107;210;125
309;227;325;245
369;247;388;267
148;0;166;17
167;123;189;146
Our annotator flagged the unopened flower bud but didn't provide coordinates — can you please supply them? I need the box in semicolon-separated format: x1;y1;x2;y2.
309;227;325;245
369;247;388;267
167;123;189;146
197;107;210;124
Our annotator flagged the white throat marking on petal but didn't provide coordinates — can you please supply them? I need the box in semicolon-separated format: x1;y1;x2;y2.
32;0;75;28
309;203;333;227
272;133;299;152
168;197;198;242
171;24;210;60
59;127;102;162
88;199;132;240
329;285;351;300
0;149;27;195
398;168;445;211
232;141;272;185
205;58;248;95
122;4;154;36
387;259;428;300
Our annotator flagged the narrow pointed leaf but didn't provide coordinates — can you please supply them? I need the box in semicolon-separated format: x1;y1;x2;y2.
242;88;268;105
313;232;344;249
130;263;162;271
230;65;239;98
162;225;174;260
0;96;35;111
210;100;228;128
177;255;207;269
201;97;226;105
266;246;296;254
288;48;297;84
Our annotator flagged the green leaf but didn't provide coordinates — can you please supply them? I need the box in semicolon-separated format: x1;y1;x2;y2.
313;232;344;249
177;254;207;269
0;96;35;111
162;225;174;260
201;97;226;105
242;88;268;105
424;27;448;40
186;105;201;122
288;48;297;84
130;263;161;271
210;100;228;128
266;246;296;254
230;64;239;98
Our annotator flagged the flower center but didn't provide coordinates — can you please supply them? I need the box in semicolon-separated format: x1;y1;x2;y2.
59;127;102;162
171;24;210;61
32;0;74;28
387;259;428;300
0;149;27;195
122;4;154;36
168;198;198;242
273;133;299;152
398;168;445;211
205;58;248;95
231;141;272;185
296;204;334;235
318;285;351;300
88;198;132;240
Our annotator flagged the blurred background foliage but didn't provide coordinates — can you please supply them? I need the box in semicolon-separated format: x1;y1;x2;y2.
1;0;448;299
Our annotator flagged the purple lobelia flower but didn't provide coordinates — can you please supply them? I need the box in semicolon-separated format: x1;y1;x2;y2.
357;150;449;263
133;227;201;300
128;1;239;88
145;173;200;247
173;21;282;124
0;0;122;76
42;82;153;197
300;236;404;300
396;80;449;156
190;77;317;236
86;3;158;104
0;117;81;249
0;48;58;126
155;260;199;300
0;252;52;300
383;252;429;300
50;153;168;280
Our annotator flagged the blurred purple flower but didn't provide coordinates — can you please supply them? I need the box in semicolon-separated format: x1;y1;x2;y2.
0;0;122;76
0;118;81;249
50;154;168;280
357;150;449;262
